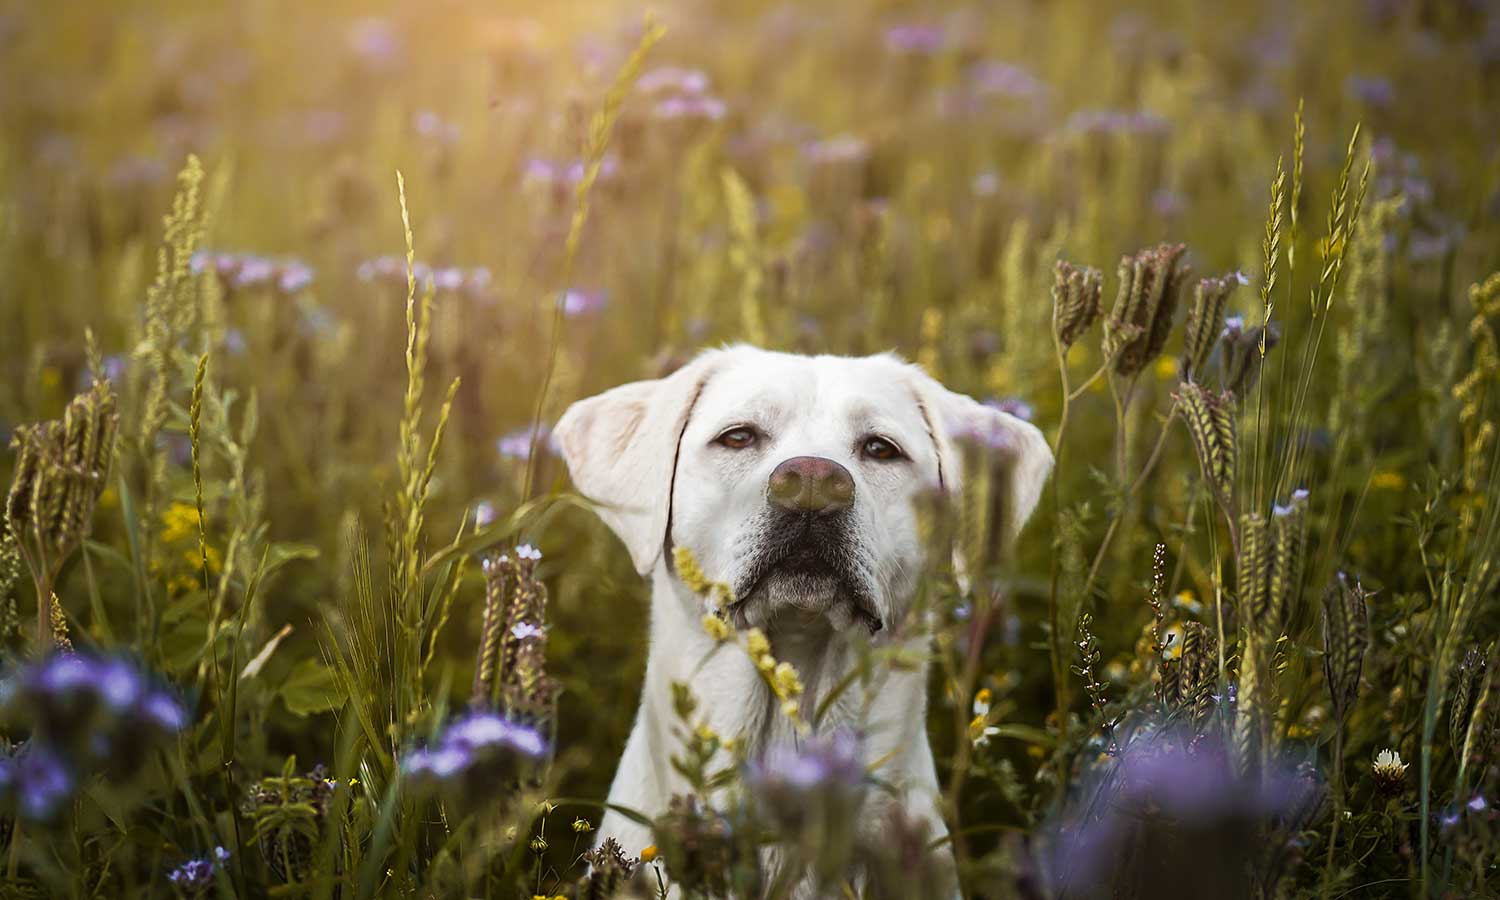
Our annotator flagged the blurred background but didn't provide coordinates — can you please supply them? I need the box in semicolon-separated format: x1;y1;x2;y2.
1;0;1499;893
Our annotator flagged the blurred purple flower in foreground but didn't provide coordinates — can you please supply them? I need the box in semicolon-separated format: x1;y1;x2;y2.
0;652;188;819
1045;738;1322;899
744;729;865;832
0;744;74;820
402;712;547;803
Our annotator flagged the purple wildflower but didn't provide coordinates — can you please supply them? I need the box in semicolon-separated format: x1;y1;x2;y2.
401;713;548;801
637;66;710;96
884;24;947;55
559;288;608;317
496;424;557;462
0;745;75;821
277;261;314;294
412;110;461;145
511;621;545;641
473;501;497;528
803;134;872;167
968;61;1046;99
744;730;866;834
1064;109;1170;137
654;95;728;122
166;846;229;896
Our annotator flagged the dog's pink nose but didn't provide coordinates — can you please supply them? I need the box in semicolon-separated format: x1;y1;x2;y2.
768;456;855;514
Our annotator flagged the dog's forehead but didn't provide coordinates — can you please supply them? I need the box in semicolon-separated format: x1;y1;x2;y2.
697;352;921;424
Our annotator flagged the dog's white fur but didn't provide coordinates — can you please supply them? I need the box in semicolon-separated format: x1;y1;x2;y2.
554;346;1052;894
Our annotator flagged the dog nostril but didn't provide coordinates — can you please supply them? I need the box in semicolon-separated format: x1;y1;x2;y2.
768;456;855;514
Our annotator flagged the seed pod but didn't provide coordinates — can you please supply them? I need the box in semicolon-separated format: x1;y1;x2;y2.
1268;490;1310;636
1105;243;1189;377
1321;573;1370;725
1175;383;1238;516
1052;260;1104;349
1222;317;1282;396
1460;645;1499;782
1238;513;1272;624
1176;621;1219;732
1182;275;1238;381
1234;635;1266;778
1450;646;1487;760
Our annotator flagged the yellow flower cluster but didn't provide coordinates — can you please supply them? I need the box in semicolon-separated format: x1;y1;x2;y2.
744;627;805;724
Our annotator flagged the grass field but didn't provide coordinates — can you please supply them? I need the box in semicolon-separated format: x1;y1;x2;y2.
2;0;1499;896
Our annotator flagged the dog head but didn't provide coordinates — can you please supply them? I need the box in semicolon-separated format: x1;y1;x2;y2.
553;346;1052;633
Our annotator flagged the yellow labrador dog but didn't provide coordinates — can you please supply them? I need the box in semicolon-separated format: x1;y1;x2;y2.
554;346;1051;893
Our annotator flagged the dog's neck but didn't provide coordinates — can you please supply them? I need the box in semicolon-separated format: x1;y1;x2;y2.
643;568;866;757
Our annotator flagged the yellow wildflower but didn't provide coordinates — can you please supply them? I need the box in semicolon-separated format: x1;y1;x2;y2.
572;817;593;834
673;546;711;594
1154;355;1179;381
745;628;770;659
160;502;200;545
771;661;803;699
1371;471;1406;491
640;844;658;863
702;614;733;643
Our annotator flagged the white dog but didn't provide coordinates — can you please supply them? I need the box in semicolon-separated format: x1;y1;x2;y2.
554;346;1051;895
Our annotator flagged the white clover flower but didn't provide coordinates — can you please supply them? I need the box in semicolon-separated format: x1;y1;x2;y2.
1372;748;1408;793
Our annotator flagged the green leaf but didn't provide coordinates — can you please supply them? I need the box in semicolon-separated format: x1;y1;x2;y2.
280;658;340;717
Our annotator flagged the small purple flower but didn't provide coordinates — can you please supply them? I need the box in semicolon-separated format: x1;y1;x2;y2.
559;288;608;317
496;424;556;462
473;501;497;528
511;621;545;641
1346;74;1395;109
1221;315;1246;341
401;712;548;794
1152;188;1184;219
233;256;277;289
431;267;466;292
744;730;865;830
1064;109;1170;137
166;846;229;895
971;171;1000;196
637;66;710;96
803;134;871;167
277;261;314;295
968;61;1046;99
9;746;74;820
412;110;461;145
884;24;947;55
348;17;402;67
515;544;542;562
1469;795;1488;813
654;95;728;122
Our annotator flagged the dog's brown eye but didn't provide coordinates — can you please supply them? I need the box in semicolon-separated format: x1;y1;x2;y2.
716;427;758;449
862;436;903;461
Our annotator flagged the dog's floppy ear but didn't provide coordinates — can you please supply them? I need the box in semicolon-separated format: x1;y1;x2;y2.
910;370;1053;553
553;353;720;575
